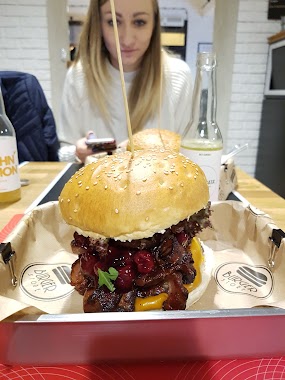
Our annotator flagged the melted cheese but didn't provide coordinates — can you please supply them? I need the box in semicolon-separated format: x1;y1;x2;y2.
134;237;203;311
135;293;168;311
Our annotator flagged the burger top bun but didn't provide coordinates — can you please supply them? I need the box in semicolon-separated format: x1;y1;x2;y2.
127;128;181;152
59;149;209;242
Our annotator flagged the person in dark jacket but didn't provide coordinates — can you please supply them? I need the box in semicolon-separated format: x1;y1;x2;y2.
0;71;59;163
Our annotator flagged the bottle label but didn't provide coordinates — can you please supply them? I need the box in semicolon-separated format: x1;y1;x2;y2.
181;147;222;202
0;137;21;193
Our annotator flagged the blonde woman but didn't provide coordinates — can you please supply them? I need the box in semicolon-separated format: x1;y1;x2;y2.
59;0;193;162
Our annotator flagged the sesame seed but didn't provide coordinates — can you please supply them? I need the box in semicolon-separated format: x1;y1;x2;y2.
136;191;141;195
86;186;90;190
67;199;70;203
79;183;82;187
145;216;149;221
78;181;82;185
75;194;79;197
194;176;197;180
169;186;173;190
180;183;184;187
60;198;63;203
115;209;119;214
69;217;72;221
93;182;98;186
105;185;108;190
74;209;78;213
142;178;147;182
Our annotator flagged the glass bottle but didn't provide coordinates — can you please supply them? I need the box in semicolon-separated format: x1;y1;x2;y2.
0;86;21;203
181;52;223;201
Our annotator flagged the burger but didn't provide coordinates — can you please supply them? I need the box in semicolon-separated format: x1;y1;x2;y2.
127;128;181;152
59;149;212;313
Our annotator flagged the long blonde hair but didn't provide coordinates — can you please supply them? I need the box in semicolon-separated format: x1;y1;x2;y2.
75;0;163;133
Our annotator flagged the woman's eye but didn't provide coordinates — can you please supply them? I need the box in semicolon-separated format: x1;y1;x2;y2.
107;19;121;26
134;19;146;27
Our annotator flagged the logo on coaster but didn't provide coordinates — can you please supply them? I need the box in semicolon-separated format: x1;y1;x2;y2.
215;262;274;298
20;263;74;301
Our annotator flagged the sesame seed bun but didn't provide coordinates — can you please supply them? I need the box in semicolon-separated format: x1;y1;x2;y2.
127;129;181;152
59;149;209;242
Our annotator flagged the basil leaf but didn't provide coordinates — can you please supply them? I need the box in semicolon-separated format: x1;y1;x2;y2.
108;267;119;280
98;267;118;292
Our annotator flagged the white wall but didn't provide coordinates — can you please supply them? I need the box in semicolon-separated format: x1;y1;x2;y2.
226;0;280;175
46;0;69;126
0;0;52;105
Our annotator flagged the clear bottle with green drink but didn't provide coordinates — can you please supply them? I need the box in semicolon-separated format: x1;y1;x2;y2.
181;52;223;201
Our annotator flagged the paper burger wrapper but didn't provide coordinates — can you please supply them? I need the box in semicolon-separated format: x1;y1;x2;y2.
0;201;285;321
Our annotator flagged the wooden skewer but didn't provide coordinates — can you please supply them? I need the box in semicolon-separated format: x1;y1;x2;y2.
158;51;166;149
110;0;134;156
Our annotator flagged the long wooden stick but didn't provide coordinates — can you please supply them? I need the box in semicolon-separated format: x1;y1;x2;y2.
158;51;165;149
110;0;134;156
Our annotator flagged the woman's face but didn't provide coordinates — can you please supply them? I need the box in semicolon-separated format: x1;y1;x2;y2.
100;0;155;72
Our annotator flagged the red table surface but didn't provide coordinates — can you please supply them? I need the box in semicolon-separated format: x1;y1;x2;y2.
1;218;285;379
1;358;285;380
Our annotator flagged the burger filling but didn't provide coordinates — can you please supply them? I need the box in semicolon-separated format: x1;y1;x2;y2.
70;202;211;312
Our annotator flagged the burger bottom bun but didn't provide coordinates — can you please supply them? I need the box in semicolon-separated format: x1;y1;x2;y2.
186;242;214;309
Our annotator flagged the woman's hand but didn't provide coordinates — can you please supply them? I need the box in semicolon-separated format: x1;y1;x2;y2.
75;131;94;163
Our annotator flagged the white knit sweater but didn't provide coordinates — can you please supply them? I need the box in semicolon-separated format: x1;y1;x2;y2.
58;55;193;148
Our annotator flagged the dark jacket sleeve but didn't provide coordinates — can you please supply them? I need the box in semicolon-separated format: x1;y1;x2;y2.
0;71;59;162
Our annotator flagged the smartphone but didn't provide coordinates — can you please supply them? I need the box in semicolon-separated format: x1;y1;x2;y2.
85;135;117;153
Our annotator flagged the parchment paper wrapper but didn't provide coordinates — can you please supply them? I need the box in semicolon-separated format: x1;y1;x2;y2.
0;201;284;321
